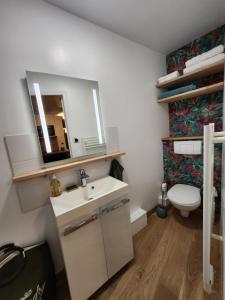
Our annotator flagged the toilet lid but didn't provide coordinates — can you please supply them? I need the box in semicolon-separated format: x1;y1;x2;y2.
167;184;200;206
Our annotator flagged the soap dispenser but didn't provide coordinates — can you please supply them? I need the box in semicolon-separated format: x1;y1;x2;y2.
50;174;61;197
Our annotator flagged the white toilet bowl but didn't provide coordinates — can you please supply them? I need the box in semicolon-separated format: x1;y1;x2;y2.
167;184;201;217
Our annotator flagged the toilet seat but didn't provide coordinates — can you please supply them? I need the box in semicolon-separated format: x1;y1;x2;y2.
167;184;200;207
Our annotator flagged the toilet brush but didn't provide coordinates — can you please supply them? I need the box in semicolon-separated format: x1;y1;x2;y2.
156;182;168;218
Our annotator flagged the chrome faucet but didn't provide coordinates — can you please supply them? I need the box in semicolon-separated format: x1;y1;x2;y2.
79;169;90;187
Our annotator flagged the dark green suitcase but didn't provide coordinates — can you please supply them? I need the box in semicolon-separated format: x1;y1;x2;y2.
0;242;56;300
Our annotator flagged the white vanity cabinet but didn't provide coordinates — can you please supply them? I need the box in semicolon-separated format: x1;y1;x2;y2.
100;198;134;278
51;176;133;300
59;212;108;300
58;199;133;300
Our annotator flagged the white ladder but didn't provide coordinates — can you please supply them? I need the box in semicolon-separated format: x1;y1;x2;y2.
203;123;224;293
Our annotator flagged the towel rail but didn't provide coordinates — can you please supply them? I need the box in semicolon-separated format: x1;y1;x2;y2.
203;123;214;294
214;131;225;137
211;233;223;241
203;124;225;294
213;137;225;144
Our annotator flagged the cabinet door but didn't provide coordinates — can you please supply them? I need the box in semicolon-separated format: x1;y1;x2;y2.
101;199;134;278
60;213;107;300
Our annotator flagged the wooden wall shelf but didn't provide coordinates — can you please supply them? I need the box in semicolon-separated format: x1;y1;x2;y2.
12;151;126;182
157;82;224;104
162;136;203;141
156;59;224;89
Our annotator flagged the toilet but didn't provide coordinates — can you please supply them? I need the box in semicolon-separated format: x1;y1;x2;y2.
167;184;201;217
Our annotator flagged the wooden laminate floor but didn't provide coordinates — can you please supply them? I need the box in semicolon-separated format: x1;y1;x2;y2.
57;208;222;300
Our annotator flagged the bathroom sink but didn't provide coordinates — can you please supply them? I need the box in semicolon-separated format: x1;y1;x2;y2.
50;176;128;226
86;176;127;199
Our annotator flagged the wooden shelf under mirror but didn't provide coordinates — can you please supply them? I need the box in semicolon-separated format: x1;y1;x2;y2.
12;151;126;182
162;136;203;141
157;82;224;104
156;60;225;89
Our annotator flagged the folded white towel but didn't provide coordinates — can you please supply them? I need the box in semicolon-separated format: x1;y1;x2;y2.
185;44;224;67
157;71;180;84
183;53;225;74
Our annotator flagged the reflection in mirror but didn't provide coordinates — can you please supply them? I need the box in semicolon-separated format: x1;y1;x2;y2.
26;71;106;164
31;94;70;163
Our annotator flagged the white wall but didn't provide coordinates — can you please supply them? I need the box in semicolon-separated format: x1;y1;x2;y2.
0;0;168;271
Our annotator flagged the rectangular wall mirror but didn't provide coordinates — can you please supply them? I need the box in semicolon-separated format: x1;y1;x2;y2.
26;71;106;164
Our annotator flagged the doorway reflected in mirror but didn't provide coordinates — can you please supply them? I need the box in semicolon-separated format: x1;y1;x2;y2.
31;94;71;163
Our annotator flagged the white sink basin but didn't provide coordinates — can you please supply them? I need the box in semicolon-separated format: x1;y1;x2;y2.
50;176;129;227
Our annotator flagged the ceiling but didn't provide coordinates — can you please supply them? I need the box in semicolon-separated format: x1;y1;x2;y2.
45;0;225;54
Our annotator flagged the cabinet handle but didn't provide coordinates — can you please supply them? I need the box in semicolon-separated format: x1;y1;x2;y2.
63;214;98;236
110;198;129;211
101;199;130;215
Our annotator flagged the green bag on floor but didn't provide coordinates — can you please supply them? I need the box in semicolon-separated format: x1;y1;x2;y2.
0;242;56;300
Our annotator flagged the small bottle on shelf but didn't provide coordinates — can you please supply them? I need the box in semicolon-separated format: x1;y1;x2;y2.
49;174;61;197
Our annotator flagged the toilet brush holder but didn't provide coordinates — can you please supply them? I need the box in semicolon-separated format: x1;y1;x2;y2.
156;182;168;218
156;205;167;218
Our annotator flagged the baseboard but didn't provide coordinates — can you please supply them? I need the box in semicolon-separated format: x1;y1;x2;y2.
147;207;156;218
130;208;147;236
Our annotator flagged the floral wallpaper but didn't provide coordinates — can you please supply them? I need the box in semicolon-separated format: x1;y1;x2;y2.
169;91;223;136
167;25;225;73
163;141;222;196
163;25;225;199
